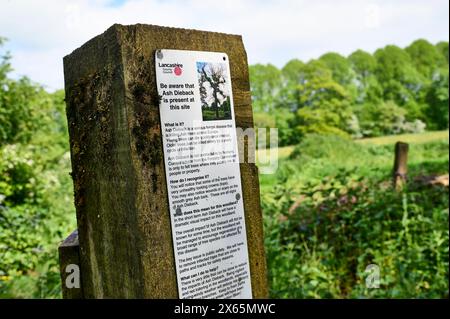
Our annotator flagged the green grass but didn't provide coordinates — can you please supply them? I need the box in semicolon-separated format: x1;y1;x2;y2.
256;145;294;161
256;130;449;161
356;130;449;145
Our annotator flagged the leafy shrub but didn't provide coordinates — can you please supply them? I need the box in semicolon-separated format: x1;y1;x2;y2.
263;170;448;298
261;134;449;298
0;43;76;297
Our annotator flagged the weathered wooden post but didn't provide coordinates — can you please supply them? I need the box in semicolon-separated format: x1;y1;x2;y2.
59;24;268;298
58;230;83;298
393;141;409;190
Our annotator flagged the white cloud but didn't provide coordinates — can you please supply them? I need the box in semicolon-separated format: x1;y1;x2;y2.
0;0;448;91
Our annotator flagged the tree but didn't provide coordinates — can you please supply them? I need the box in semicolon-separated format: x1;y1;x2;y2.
348;50;382;104
319;52;355;87
0;37;11;82
293;60;353;137
406;39;446;80
198;62;230;119
274;108;296;146
280;59;334;112
281;59;305;83
356;100;408;136
278;59;306;111
436;41;449;63
374;45;425;120
349;50;377;78
0;38;46;145
248;38;449;143
425;68;449;130
249;64;282;112
295;60;348;107
0;37;74;298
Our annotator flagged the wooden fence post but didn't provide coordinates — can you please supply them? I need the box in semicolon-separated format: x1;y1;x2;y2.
393;141;409;190
58;230;83;299
61;24;268;298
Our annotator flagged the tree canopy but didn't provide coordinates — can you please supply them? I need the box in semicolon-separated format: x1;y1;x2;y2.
250;39;449;145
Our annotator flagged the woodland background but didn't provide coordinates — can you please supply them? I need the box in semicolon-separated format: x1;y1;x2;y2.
0;37;448;298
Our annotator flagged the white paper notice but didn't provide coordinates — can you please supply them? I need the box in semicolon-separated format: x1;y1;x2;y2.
155;49;252;299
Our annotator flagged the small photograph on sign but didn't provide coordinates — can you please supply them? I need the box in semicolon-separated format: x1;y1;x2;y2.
197;62;232;121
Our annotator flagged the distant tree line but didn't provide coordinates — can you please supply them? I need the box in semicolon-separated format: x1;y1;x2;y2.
250;39;449;146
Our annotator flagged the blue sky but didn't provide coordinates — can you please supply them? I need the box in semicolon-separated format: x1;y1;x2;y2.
0;0;448;91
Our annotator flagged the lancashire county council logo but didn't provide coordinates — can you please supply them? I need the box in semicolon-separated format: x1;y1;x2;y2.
174;65;182;76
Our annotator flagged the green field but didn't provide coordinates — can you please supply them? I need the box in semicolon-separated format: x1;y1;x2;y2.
356;130;449;145
258;131;449;298
257;130;449;161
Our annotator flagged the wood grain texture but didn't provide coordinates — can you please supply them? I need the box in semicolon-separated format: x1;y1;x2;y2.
64;24;268;298
393;142;409;190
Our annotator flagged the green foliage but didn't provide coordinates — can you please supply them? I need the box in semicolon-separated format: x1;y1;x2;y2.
294;61;353;138
374;45;424;110
273;108;296;146
0;42;65;146
279;59;306;112
348;50;382;104
261;135;449;298
254;108;298;147
0;39;75;298
436;41;449;63
249;63;283;112
0;131;74;299
348;50;377;78
406;39;446;79
295;107;350;138
355;100;420;136
0;33;448;299
251;39;448;143
319;52;355;87
265;174;448;298
281;59;306;83
425;68;449;130
290;134;358;160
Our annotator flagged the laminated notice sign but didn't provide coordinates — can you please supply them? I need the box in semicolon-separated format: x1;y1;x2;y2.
155;49;252;299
